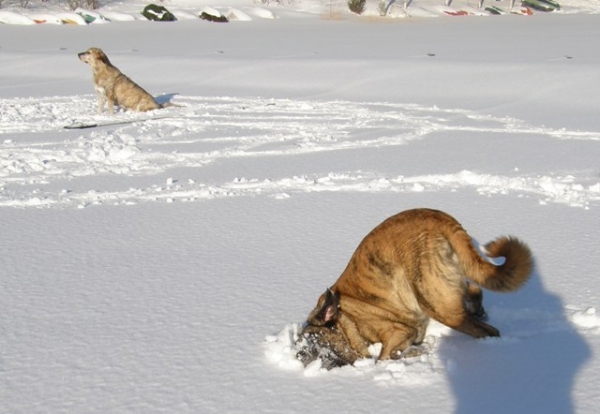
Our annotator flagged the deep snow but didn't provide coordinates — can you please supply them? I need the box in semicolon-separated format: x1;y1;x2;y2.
1;0;599;413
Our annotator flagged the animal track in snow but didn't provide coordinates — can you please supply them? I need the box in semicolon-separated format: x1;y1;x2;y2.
1;95;598;209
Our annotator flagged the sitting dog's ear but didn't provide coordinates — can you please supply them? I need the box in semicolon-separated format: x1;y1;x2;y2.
307;288;340;326
97;50;111;65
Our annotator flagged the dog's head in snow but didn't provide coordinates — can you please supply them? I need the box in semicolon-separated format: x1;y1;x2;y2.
295;289;364;370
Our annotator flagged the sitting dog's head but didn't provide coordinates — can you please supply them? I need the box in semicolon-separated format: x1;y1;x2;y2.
295;289;362;370
78;47;111;69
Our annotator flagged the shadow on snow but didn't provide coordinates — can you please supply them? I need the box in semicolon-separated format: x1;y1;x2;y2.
441;265;590;414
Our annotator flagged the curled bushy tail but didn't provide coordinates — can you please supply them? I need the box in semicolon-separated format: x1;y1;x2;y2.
480;236;534;292
449;231;534;292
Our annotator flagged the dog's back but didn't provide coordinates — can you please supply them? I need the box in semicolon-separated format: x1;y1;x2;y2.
111;73;160;112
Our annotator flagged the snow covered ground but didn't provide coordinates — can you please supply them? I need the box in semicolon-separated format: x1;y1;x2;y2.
1;0;599;412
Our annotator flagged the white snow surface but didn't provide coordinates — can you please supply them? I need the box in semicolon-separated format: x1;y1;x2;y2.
1;0;600;412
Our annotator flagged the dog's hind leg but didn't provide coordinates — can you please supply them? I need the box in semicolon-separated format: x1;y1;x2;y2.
418;272;500;338
465;282;487;320
423;288;499;338
417;239;500;339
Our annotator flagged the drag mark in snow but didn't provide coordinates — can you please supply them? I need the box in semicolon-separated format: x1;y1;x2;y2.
0;95;598;209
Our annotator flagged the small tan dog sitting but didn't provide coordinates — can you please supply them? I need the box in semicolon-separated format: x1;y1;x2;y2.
78;47;175;114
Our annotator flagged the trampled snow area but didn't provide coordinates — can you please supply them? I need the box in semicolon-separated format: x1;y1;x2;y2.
1;0;600;412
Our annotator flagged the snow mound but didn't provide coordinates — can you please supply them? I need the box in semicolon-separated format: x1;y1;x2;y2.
0;11;35;25
75;8;110;24
250;7;277;19
569;307;600;332
265;323;442;384
100;11;137;22
55;12;88;25
26;13;63;24
226;8;253;21
200;7;225;19
170;9;200;20
264;323;305;371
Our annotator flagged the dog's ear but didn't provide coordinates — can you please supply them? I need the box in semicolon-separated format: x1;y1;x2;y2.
306;288;340;326
95;49;111;65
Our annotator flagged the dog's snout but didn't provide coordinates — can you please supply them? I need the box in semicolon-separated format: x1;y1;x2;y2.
78;52;90;62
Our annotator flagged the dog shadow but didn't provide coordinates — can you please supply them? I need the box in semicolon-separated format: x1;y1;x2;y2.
155;93;180;106
439;268;590;414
